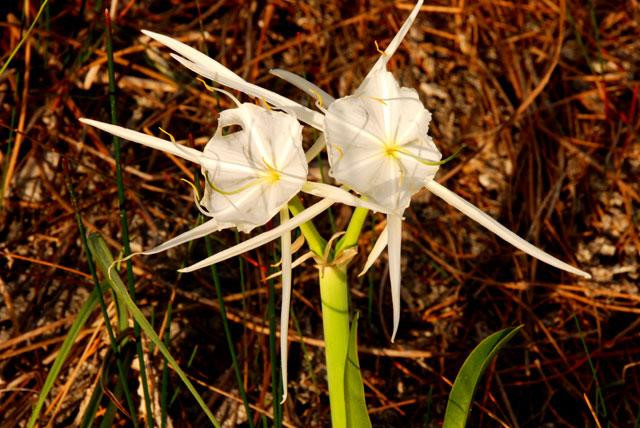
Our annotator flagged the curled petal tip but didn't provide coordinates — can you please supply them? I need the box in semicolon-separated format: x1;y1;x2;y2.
359;225;389;277
579;271;592;280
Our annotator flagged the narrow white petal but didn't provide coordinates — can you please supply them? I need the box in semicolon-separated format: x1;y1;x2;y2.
358;225;388;277
425;180;591;279
79;118;203;164
269;69;336;106
305;134;327;163
169;54;325;131
179;198;335;272
388;214;403;342
279;208;292;403
367;0;424;76
142;29;241;81
141;217;225;256
264;251;314;280
301;181;393;214
80;118;269;177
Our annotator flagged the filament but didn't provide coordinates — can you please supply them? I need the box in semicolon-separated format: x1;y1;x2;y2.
205;171;263;195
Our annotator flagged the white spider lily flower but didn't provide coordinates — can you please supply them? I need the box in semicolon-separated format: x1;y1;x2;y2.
323;0;439;342
271;0;591;342
81;103;309;234
80;102;389;404
201;103;308;232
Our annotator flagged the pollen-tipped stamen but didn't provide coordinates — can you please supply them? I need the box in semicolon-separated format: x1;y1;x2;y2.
158;126;177;143
374;40;387;56
395;144;464;166
197;77;242;107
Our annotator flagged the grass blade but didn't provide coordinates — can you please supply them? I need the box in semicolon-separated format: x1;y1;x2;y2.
87;233;221;428
103;10;154;426
79;376;105;428
27;160;139;428
0;0;49;76
205;235;255;427
443;325;523;428
26;283;104;427
160;301;172;428
574;315;608;420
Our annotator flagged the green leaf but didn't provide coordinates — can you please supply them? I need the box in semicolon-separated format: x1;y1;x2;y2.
27;283;105;428
344;313;372;428
87;234;221;428
443;325;523;428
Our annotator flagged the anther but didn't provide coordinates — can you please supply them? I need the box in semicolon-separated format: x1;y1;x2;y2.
309;88;324;108
158;127;177;143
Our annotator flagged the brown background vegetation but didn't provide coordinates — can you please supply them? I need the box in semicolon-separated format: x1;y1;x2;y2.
1;0;639;426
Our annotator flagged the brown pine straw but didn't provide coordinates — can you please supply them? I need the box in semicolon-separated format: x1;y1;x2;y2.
2;0;639;425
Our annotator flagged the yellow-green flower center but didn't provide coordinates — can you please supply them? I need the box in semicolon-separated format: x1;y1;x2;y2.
383;143;400;158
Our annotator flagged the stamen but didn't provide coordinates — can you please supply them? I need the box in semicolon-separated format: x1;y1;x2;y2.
260;98;273;111
396;144;465;166
182;178;214;217
379;95;423;105
197;77;217;93
158;127;177;143
204;171;263;195
309;88;324;108
374;40;387;56
181;177;201;199
197;77;242;107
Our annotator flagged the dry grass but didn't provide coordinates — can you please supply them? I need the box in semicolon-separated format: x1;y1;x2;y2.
1;0;639;426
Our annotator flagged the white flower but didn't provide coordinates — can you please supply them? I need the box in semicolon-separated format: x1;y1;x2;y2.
199;102;307;232
273;0;592;341
81;101;309;240
324;71;441;212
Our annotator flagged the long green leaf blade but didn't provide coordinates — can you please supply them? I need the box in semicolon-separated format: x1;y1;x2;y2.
443;325;523;428
344;313;372;428
87;233;221;428
27;283;103;428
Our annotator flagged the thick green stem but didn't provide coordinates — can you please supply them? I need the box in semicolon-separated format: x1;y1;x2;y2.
335;207;369;256
319;265;350;428
288;196;326;256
